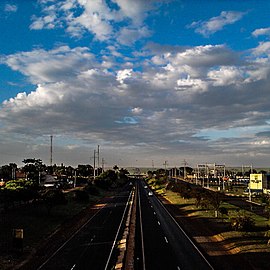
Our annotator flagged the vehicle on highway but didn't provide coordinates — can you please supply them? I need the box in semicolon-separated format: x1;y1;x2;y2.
148;191;153;196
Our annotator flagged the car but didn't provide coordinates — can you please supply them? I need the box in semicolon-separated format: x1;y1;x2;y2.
148;191;153;196
144;185;148;189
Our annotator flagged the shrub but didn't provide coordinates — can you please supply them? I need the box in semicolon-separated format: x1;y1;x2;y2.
219;207;228;216
230;212;255;231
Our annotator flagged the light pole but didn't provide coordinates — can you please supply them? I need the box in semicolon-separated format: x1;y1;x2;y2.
74;169;77;188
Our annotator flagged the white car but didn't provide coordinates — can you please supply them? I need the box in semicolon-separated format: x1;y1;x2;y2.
148;191;153;196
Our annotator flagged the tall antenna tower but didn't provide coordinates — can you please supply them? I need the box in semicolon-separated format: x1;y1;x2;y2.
50;135;53;166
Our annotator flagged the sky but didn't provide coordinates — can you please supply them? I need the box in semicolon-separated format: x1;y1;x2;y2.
1;0;270;168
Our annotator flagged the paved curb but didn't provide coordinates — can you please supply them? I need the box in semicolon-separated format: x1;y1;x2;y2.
115;187;136;270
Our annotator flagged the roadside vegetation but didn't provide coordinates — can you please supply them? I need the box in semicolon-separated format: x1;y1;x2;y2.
146;173;270;267
0;162;130;270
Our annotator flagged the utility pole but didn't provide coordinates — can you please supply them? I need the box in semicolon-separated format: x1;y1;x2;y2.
102;158;105;173
50;135;53;167
183;159;188;180
74;170;77;188
97;145;100;172
163;161;168;177
93;150;96;179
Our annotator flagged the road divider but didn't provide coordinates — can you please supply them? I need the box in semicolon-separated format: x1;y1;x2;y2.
115;187;136;270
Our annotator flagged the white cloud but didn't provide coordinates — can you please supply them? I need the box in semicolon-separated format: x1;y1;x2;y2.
30;14;57;30
2;43;270;166
131;107;143;114
4;4;18;13
116;69;133;84
252;41;270;56
176;75;207;91
188;11;246;37
114;0;157;25
30;0;157;45
117;26;151;46
207;66;244;86
252;27;270;37
5;46;95;84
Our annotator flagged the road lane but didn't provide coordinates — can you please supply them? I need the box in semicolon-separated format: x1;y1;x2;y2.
137;180;214;270
136;181;181;270
38;187;133;270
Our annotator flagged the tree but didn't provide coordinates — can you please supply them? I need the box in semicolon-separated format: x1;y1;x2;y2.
0;163;17;180
1;179;39;209
22;158;45;183
95;170;117;189
77;164;94;177
179;166;193;177
117;168;129;185
208;192;223;217
147;171;154;178
230;211;255;231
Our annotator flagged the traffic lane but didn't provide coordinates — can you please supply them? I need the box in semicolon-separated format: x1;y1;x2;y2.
139;183;180;270
134;183;144;270
39;191;131;270
73;197;129;270
149;192;214;270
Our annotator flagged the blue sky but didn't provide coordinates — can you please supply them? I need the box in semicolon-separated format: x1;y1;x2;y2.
1;0;270;168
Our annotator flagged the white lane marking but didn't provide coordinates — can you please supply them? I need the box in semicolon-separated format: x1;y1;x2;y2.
158;221;161;225
164;236;168;243
71;265;76;270
90;235;95;242
153;211;156;215
177;266;181;270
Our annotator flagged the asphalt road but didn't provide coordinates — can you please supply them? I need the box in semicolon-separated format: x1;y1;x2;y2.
135;180;214;270
37;186;133;270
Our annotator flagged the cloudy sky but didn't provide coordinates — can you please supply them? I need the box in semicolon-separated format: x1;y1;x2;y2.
1;0;270;168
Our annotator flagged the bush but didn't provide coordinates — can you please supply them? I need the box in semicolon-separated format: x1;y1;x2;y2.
219;207;228;216
230;212;255;231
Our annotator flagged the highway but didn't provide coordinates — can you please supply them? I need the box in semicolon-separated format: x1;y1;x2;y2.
135;180;214;270
35;186;133;270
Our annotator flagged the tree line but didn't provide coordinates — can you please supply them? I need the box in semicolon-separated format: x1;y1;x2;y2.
0;159;130;213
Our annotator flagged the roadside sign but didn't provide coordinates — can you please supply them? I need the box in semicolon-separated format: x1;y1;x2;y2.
13;229;23;250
